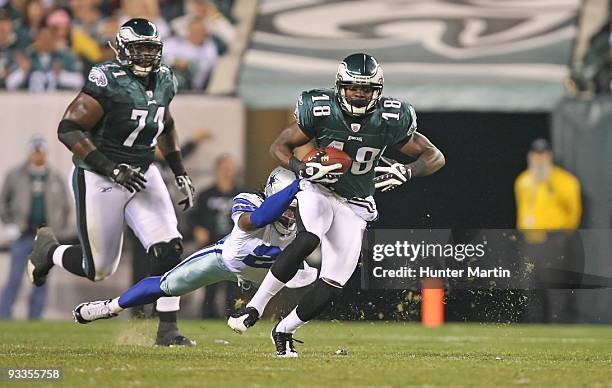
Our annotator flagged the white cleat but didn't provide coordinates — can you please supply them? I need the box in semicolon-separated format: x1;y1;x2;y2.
227;307;259;334
73;299;118;324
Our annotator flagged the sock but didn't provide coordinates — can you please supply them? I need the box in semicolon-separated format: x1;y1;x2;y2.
156;311;179;338
51;245;67;266
52;245;87;278
246;272;286;315
109;297;123;314
156;296;180;312
276;308;306;334
117;276;168;309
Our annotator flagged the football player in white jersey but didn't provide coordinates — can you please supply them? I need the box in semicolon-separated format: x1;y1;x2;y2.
72;167;317;324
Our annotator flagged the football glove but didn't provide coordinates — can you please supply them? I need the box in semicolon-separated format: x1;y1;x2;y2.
290;151;343;184
373;156;411;192
109;164;147;193
176;174;195;211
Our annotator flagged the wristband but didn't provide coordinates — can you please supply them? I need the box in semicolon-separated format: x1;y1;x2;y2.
164;151;187;176
83;149;116;176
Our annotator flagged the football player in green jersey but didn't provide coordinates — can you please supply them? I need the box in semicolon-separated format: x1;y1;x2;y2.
229;53;445;357
26;18;196;346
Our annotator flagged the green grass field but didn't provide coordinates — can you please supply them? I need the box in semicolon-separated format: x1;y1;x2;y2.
0;320;610;387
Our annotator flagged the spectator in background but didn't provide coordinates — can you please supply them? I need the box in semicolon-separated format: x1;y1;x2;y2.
69;0;103;38
95;12;119;61
171;0;236;55
120;0;171;39
3;0;28;21
0;9;19;88
189;154;242;318
0;137;72;319
15;0;46;46
515;139;582;231
5;22;83;91
46;8;102;69
515;138;583;323
164;15;217;90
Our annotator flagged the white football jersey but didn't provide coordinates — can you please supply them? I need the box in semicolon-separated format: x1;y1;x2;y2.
219;192;315;287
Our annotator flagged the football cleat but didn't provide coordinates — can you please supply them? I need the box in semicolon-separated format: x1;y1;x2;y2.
227;306;260;334
271;321;302;358
155;334;196;347
73;300;118;324
27;227;59;287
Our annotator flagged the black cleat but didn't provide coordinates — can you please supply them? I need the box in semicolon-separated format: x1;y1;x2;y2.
155;334;196;347
271;320;302;358
227;306;260;334
27;227;59;286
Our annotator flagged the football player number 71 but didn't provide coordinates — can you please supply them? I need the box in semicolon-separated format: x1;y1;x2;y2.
123;107;166;147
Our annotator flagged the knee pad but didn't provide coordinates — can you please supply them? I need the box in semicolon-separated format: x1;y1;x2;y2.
271;231;320;282
150;238;183;276
296;278;342;321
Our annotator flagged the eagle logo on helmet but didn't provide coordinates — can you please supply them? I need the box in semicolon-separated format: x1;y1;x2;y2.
112;18;163;77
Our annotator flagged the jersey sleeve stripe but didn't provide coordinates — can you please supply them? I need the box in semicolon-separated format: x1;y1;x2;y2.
232;205;256;213
233;198;259;208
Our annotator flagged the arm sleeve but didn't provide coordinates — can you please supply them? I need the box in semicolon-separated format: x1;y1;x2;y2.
249;180;300;228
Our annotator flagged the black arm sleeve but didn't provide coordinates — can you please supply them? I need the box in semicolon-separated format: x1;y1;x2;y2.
58;119;88;149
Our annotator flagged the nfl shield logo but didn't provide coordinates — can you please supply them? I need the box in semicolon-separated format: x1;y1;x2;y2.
350;123;361;132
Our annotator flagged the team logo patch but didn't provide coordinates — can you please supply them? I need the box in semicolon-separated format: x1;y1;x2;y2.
88;67;108;87
350;123;361;132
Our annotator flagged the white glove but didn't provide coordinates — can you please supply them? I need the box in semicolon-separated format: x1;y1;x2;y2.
175;175;195;211
374;156;411;192
302;162;343;184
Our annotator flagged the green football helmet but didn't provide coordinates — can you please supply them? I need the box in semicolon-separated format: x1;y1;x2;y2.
114;18;162;77
335;53;384;116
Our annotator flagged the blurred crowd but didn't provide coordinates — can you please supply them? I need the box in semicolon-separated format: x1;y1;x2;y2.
0;0;237;92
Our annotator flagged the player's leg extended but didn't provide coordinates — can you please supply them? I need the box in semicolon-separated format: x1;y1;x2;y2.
273;201;366;355
73;247;235;323
124;165;191;346
231;188;331;333
28;167;127;285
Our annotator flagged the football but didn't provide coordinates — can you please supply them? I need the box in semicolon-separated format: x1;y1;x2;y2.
303;147;352;173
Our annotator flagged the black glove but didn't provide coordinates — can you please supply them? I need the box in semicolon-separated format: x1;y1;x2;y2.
289;152;343;184
109;164;147;193
176;174;195;211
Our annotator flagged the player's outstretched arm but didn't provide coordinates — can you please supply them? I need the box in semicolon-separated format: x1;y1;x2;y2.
237;180;301;232
58;93;147;193
157;108;196;210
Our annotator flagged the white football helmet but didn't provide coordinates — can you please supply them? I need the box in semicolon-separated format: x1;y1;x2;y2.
264;167;298;235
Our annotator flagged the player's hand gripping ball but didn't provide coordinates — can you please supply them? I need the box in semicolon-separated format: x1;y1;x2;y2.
300;147;352;184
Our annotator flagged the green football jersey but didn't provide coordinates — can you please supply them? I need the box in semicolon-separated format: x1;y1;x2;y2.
77;60;178;170
295;89;417;199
